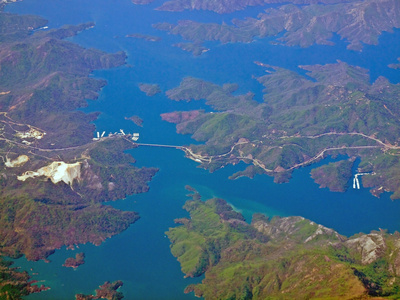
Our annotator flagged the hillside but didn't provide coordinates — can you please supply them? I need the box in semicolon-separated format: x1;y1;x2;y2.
168;190;400;299
153;0;400;52
161;61;400;198
0;10;157;261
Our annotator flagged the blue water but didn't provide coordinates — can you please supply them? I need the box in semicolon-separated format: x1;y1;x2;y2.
5;0;400;298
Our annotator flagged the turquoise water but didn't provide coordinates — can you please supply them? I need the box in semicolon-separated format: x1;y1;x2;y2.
5;0;400;298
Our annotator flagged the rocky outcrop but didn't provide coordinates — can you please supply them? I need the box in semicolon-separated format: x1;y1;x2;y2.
304;223;343;243
253;216;343;243
253;216;305;239
346;233;387;265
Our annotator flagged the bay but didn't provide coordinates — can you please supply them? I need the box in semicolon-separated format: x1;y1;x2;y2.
5;0;400;299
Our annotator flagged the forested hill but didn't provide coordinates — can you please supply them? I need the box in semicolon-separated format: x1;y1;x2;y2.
0;8;157;264
168;190;400;299
162;61;400;198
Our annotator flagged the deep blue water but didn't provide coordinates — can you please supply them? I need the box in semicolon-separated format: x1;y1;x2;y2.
5;0;400;299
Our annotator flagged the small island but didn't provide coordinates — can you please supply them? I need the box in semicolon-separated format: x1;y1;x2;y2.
63;252;85;269
125;115;143;127
389;57;400;69
138;83;161;96
126;33;161;42
131;0;154;4
76;280;124;300
173;42;209;56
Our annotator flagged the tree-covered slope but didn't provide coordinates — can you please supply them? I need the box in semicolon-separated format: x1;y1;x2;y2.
0;256;49;299
168;191;400;299
153;0;400;53
161;61;400;199
0;10;157;261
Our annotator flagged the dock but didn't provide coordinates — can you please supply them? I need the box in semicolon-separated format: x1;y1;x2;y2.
353;172;372;189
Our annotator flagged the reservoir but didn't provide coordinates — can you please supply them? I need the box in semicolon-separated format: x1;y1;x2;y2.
6;0;400;298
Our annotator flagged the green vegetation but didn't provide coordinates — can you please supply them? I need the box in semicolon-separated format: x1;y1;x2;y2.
0;257;30;299
167;193;264;278
162;62;400;198
0;256;48;299
310;159;354;192
0;12;47;42
169;193;400;299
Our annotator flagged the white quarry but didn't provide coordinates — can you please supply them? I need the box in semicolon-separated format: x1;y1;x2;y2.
5;155;29;167
17;161;81;185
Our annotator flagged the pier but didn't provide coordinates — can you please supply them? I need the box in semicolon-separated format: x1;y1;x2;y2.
353;172;372;189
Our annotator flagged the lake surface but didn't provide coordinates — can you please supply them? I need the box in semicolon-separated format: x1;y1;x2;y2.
5;0;400;298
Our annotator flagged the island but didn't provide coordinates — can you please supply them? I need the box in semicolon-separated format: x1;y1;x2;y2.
125;115;143;127
152;0;400;54
161;61;400;199
0;5;157;265
76;280;124;300
168;189;400;299
389;58;400;70
173;42;209;56
131;0;154;4
126;33;161;42
63;252;85;269
138;83;161;96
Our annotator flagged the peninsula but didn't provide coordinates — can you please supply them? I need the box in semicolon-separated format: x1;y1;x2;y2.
0;7;157;264
168;190;400;299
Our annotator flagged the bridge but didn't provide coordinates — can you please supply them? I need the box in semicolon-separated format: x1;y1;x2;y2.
133;142;184;149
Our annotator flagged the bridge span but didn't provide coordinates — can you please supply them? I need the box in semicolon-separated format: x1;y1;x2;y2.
133;142;184;149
